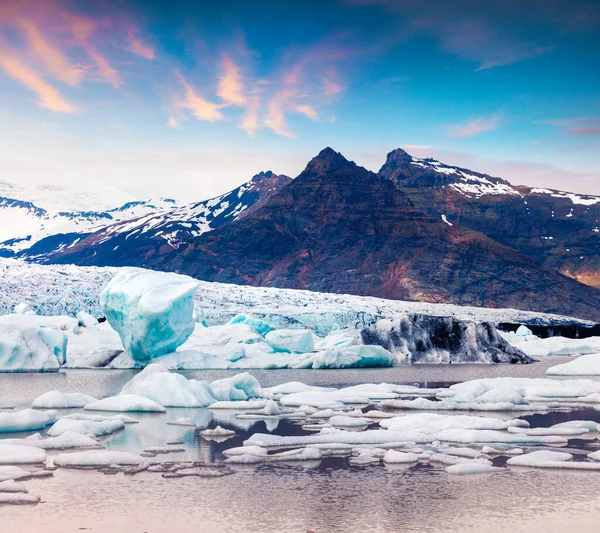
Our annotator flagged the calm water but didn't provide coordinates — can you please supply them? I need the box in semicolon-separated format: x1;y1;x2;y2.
2;359;600;533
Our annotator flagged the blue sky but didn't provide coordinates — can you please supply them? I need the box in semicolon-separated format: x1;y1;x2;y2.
0;0;598;208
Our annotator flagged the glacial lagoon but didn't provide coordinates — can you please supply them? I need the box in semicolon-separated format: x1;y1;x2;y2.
3;361;600;533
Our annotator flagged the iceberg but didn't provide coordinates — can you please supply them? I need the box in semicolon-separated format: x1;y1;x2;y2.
362;314;532;364
506;450;600;470
31;391;98;409
119;363;214;407
0;317;66;372
379;413;527;433
3;431;100;450
0;409;56;433
100;268;200;362
84;394;166;413
382;450;420;464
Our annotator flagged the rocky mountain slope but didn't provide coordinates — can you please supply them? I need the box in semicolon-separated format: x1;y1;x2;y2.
378;149;600;288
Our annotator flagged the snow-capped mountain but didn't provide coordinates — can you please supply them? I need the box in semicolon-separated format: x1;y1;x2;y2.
34;170;291;265
45;147;600;322
0;197;180;259
378;148;600;288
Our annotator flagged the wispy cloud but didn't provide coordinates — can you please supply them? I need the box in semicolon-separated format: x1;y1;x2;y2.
172;73;225;123
540;117;600;136
449;114;501;137
0;44;78;113
16;17;84;86
126;28;155;60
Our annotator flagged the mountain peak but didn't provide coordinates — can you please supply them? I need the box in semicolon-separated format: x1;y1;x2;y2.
304;147;354;175
251;170;274;181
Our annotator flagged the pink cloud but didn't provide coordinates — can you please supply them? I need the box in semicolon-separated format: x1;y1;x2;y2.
449;114;501;137
126;28;155;60
173;72;225;122
0;43;78;113
217;56;247;106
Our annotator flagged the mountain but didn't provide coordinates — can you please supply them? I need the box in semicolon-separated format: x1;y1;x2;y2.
38;170;292;266
378;149;600;288
0;197;180;259
53;147;598;321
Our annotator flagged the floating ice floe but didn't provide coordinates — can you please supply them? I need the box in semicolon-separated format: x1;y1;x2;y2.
119;363;214;407
547;354;600;376
209;400;267;410
382;450;420;464
379;413;528;433
0;444;46;464
84;394;166;413
32;391;98;409
100;268;200;362
53;450;144;468
507;450;600;470
47;417;125;438
3;431;100;450
0;492;41;504
167;417;196;427
0;479;27;493
0;409;56;433
445;463;503;475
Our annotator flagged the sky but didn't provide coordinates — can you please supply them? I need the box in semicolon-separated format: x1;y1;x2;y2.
0;0;599;210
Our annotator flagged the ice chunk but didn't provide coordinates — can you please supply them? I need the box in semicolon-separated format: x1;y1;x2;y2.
210;373;261;401
293;345;394;369
547;353;600;376
0;479;27;493
13;303;30;315
200;426;236;437
0;318;66;372
84;394;166;413
228;314;274;337
119;363;214;407
166;417;196;427
506;334;600;357
64;321;124;368
0;409;56;433
47;417;124;438
223;446;268;457
445;463;502;475
100;268;200;362
32;391;97;409
265;329;314;353
0;444;46;464
516;325;533;337
383;450;420;464
261;400;281;416
54;450;144;467
76;311;99;328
